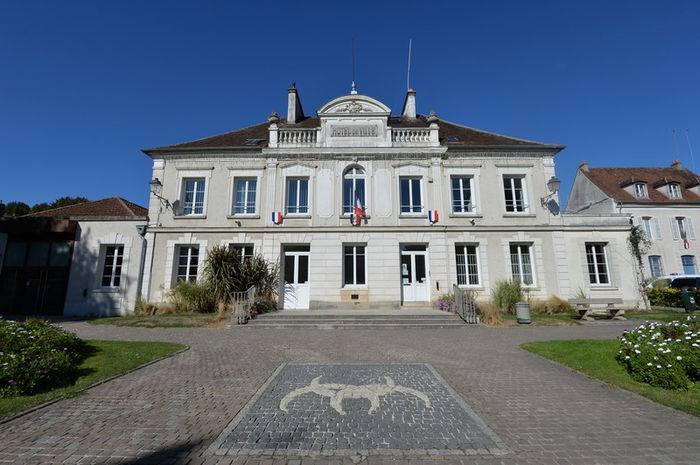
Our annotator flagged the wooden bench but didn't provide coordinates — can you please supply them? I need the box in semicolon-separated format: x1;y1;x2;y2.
568;298;625;320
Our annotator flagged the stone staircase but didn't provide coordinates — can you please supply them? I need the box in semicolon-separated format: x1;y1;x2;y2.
241;308;468;329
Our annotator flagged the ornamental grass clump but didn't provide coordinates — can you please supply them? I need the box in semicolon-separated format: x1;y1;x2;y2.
0;318;86;397
492;280;522;314
617;316;700;390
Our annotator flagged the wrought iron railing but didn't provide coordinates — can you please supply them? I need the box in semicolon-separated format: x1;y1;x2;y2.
453;284;479;324
231;286;256;325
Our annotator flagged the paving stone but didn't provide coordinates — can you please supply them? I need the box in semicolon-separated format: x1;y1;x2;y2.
0;321;699;465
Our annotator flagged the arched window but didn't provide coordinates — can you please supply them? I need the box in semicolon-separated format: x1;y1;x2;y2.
343;166;366;214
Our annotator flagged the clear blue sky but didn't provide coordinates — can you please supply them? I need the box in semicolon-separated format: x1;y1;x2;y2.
1;0;699;209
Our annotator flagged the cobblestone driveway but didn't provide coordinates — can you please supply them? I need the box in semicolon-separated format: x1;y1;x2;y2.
1;322;699;465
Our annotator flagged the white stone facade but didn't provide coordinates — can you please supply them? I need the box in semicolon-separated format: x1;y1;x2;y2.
142;89;638;309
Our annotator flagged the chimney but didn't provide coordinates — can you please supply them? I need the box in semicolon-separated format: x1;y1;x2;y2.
671;159;683;170
401;88;417;119
287;84;304;124
579;160;589;172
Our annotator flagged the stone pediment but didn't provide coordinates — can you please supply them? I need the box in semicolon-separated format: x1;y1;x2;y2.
317;95;391;117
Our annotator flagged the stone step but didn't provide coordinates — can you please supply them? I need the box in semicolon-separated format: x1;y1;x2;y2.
241;322;467;329
254;314;460;321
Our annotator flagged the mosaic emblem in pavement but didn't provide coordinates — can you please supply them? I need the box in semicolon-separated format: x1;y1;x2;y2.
206;363;509;458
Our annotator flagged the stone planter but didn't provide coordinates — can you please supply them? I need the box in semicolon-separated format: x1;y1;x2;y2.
516;301;531;324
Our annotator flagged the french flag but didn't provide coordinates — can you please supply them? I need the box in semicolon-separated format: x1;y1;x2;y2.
271;211;282;224
351;197;363;226
428;210;439;223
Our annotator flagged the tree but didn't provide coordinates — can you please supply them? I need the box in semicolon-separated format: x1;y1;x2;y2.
4;202;30;217
51;196;89;209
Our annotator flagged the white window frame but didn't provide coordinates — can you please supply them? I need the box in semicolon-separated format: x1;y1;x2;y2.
681;255;697;274
668;183;681;199
285;177;310;215
343;244;367;287
455;244;480;287
648;255;664;277
585;243;611;286
232;177;258;215
229;243;254;263
342;166;367;215
634;183;648;199
228;169;263;217
176;169;212;217
503;175;529;213
672;216;696;240
175;245;199;283
399;176;423;215
100;244;124;288
509;243;535;286
451;176;475;214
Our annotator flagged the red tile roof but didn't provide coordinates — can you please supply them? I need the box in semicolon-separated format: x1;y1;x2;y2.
582;166;700;203
24;197;148;219
145;116;556;151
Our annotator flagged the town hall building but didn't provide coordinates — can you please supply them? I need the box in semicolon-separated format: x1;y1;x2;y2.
138;85;638;310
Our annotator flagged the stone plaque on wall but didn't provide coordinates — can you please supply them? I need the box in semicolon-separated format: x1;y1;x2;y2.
374;169;392;217
316;169;334;218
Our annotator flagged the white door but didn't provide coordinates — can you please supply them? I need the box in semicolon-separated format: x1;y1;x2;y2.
283;246;310;310
400;246;430;302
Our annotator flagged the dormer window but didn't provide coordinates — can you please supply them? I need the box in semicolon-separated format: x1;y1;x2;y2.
668;183;681;199
634;183;648;199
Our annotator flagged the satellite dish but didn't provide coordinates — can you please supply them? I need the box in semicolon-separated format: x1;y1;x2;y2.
546;199;560;216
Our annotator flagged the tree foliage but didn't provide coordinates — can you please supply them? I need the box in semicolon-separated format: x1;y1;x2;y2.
0;197;89;217
628;225;652;310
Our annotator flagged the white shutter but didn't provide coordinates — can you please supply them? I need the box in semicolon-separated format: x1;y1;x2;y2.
671;217;680;240
652;217;662;240
687;218;696;240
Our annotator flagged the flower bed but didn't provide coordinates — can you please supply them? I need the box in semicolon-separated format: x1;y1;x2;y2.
0;318;85;397
617;316;700;389
434;294;457;313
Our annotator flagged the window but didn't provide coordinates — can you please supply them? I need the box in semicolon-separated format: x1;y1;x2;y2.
101;245;124;287
672;216;696;240
182;178;205;215
682;255;696;274
586;243;610;285
342;167;366;214
648;255;664;277
233;178;257;214
455;244;479;286
399;177;422;214
451;177;474;213
510;244;533;285
228;244;253;263
503;176;527;212
640;216;661;240
176;246;199;282
668;183;681;199
343;245;366;286
286;178;309;214
634;183;648;199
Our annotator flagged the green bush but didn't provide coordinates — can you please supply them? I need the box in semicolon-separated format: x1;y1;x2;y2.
617;316;700;389
645;288;692;308
0;318;86;397
168;281;216;313
250;298;277;317
492;280;522;314
202;245;280;304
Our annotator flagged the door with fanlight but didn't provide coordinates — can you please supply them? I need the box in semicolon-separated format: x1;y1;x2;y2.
400;245;430;303
283;245;310;309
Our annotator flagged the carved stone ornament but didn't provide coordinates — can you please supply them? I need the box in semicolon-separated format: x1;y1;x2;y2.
338;101;366;113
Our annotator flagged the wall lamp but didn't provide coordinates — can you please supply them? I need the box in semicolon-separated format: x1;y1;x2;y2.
540;176;561;206
149;178;171;209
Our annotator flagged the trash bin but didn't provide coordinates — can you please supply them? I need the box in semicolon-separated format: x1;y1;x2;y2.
516;302;531;324
680;290;699;313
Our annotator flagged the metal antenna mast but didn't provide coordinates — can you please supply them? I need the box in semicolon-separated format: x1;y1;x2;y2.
406;39;412;90
686;129;696;172
351;39;357;94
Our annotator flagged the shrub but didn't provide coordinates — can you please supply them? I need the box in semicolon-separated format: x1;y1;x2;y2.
434;294;456;313
477;302;503;326
492;280;522;314
646;288;687;308
202;245;280;304
168;281;216;313
0;318;86;397
616;316;700;390
531;295;573;315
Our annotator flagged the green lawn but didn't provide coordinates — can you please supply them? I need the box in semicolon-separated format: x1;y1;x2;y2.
87;313;217;328
0;340;185;419
522;339;700;417
626;308;693;322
